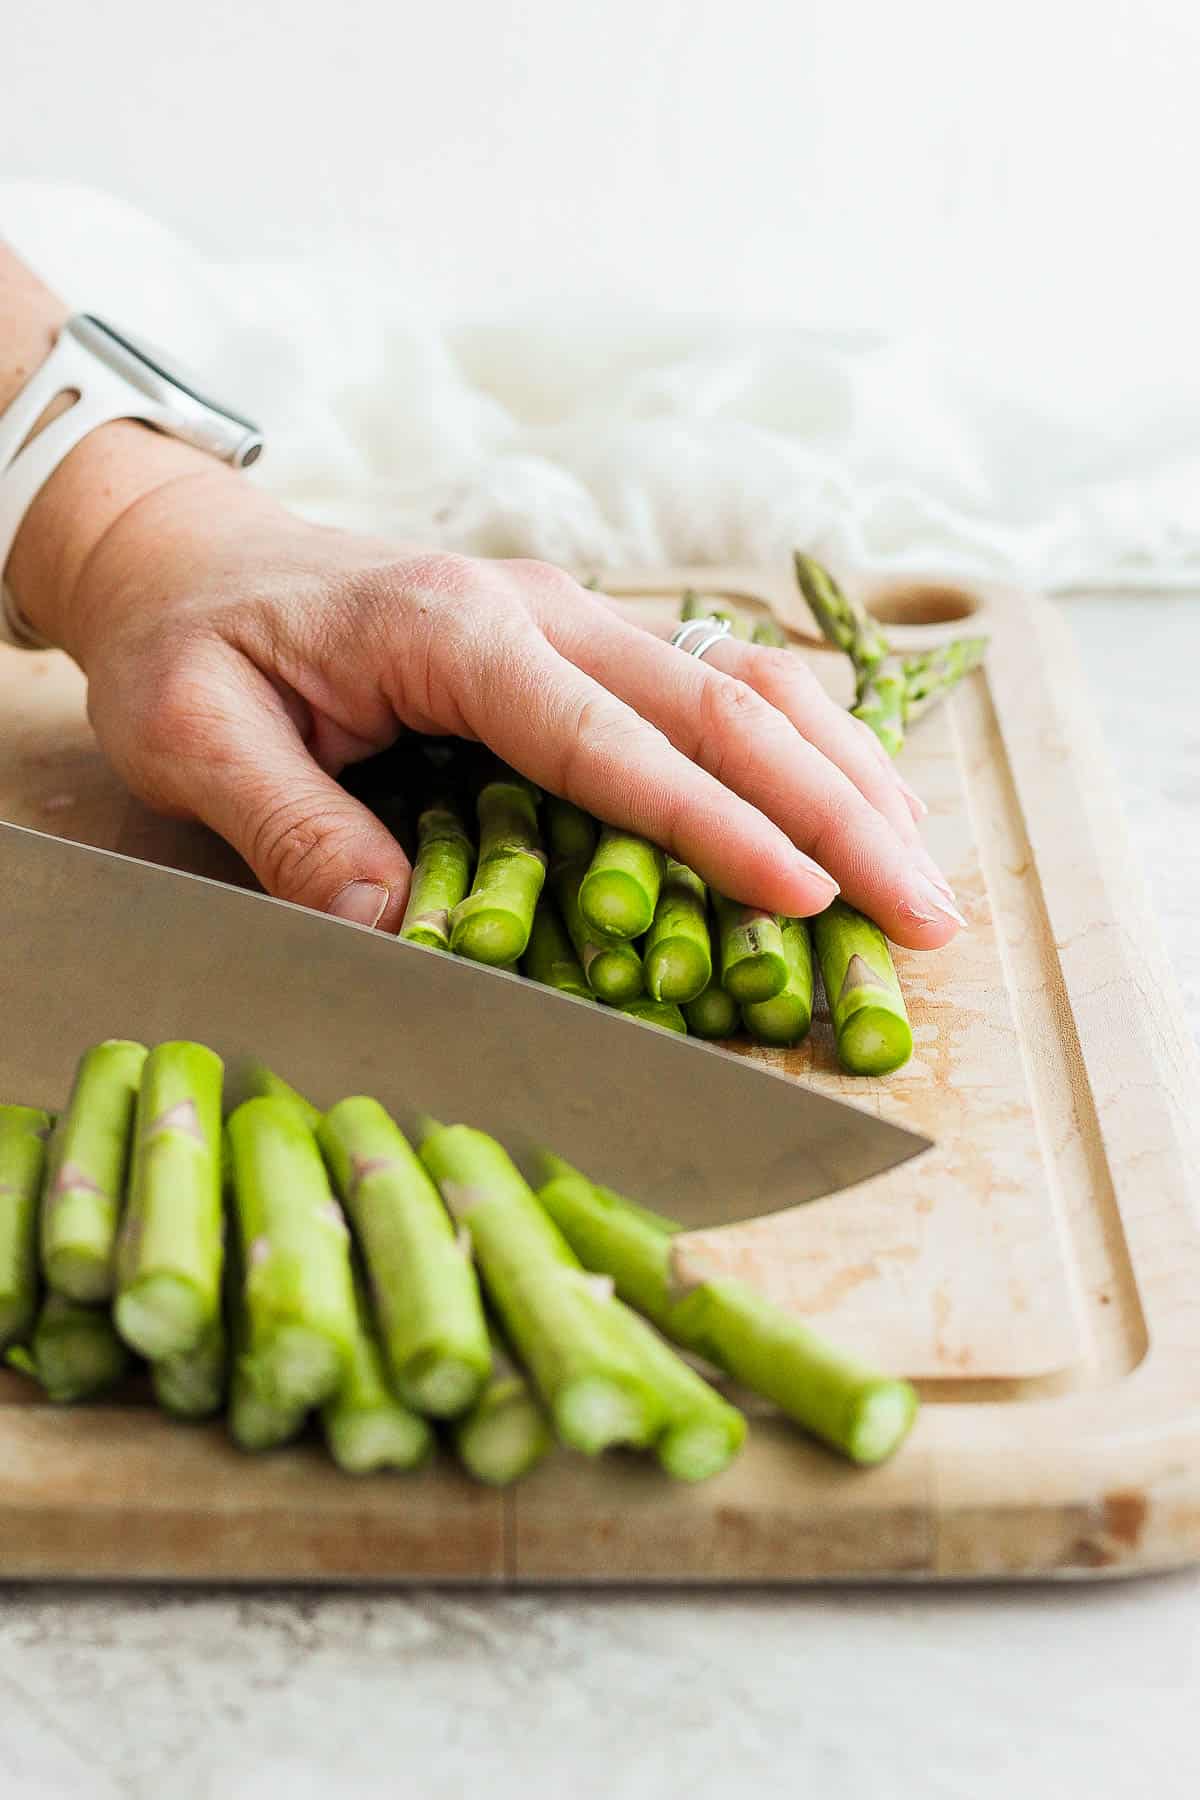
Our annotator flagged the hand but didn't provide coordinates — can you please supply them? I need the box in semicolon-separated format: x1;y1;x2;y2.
13;429;963;946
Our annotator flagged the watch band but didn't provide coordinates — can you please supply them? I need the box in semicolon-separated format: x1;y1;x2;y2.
0;322;174;648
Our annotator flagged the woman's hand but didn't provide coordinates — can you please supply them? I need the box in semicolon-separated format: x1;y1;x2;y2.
12;426;963;946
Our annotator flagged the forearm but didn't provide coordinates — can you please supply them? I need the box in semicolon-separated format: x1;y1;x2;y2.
0;241;226;658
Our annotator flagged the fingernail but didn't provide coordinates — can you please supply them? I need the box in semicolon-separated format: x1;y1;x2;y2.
794;853;840;897
329;880;390;928
904;874;968;930
898;776;928;820
913;845;955;899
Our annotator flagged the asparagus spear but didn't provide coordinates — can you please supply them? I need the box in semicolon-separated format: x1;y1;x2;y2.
227;1230;306;1452
712;894;788;1003
450;776;547;965
751;615;789;648
0;1104;52;1348
243;1063;323;1133
318;1097;490;1417
851;667;907;758
8;1292;131;1403
546;797;644;999
811;900;913;1076
643;861;711;1003
114;1042;224;1360
682;976;740;1041
613;1303;746;1482
152;1314;226;1420
40;1040;147;1303
418;1125;666;1455
522;893;592;1001
227;1097;357;1418
901;637;989;723
536;1162;918;1465
612;997;687;1034
740;917;815;1046
321;1271;434;1473
793;552;889;678
452;1331;553;1487
400;800;475;951
579;828;665;942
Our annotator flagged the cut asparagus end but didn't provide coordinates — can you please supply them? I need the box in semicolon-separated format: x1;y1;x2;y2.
837;1005;914;1076
402;919;451;951
44;1244;113;1305
554;1375;656;1455
741;992;813;1046
261;1324;343;1413
37;1325;130;1404
585;947;644;1003
450;905;527;966
0;1296;36;1352
657;1418;743;1483
153;1358;225;1420
579;869;654;940
399;1351;487;1420
229;1380;307;1452
325;1407;433;1474
644;938;710;1005
115;1273;208;1360
613;998;688;1034
845;1380;919;1465
455;1389;553;1487
683;982;740;1040
723;952;788;1004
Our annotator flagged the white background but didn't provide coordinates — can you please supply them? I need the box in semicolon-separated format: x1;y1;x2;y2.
5;0;1200;342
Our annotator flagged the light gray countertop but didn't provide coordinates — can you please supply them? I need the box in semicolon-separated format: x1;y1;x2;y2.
1;595;1197;1800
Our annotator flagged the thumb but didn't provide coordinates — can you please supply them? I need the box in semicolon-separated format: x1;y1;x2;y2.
185;674;412;929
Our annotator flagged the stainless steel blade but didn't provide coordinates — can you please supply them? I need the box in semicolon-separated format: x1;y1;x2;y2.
0;822;930;1227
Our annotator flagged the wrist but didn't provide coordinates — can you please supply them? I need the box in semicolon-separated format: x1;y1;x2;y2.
5;419;236;662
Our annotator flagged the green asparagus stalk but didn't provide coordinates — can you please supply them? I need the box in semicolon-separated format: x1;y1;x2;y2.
521;893;592;1001
400;800;475;951
851;666;907;758
418;1125;666;1455
0;1104;52;1348
613;1303;746;1482
321;1271;434;1473
901;636;989;723
114;1042;224;1360
682;975;740;1040
811;899;913;1076
318;1097;490;1417
751;615;790;648
554;849;645;1002
452;1331;553;1487
643;861;711;1003
8;1292;131;1403
536;1162;918;1465
612;997;687;1034
712;894;788;1003
544;794;597;867
793;552;889;678
450;776;547;965
579;828;665;941
227;1096;357;1418
226;1231;306;1452
740;917;815;1046
40;1040;147;1303
679;590;750;638
243;1063;323;1133
152;1313;226;1419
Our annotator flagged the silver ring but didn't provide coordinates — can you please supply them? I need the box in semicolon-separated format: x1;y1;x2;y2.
669;617;732;662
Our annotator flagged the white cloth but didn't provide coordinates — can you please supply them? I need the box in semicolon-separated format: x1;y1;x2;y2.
3;181;1197;592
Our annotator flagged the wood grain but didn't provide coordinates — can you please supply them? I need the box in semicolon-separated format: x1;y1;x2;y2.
1;565;1197;1581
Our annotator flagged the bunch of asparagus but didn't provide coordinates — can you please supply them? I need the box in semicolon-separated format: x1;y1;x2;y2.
367;554;980;1078
0;1039;919;1485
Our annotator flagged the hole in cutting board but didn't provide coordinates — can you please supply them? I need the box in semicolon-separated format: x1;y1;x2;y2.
865;583;980;627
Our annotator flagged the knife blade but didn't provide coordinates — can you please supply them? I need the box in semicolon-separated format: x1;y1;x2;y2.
0;821;929;1228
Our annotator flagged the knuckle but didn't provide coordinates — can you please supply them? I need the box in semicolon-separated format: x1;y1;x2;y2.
696;673;787;780
248;791;351;897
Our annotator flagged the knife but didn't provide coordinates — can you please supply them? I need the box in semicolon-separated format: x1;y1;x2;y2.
0;820;929;1228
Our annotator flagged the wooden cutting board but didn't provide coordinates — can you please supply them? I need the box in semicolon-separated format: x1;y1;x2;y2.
1;564;1198;1582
